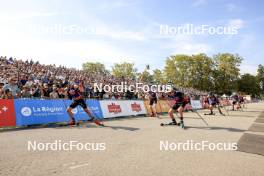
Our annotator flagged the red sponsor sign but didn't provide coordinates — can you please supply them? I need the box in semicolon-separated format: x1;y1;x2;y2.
108;103;122;114
0;99;16;127
131;103;142;112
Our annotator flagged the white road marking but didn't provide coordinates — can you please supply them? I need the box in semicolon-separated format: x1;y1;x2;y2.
69;163;90;170
62;162;76;167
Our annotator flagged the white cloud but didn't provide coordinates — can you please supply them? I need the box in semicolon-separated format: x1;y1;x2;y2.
228;19;244;29
0;23;149;70
226;3;243;12
240;64;258;75
192;0;207;7
226;3;237;12
0;11;58;22
0;36;136;69
171;43;211;55
97;0;140;10
95;29;146;41
161;35;212;55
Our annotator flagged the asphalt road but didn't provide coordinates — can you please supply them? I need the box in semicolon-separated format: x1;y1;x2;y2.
1;103;264;176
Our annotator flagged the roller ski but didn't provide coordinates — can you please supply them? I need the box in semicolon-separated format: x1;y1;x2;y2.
160;121;179;126
217;106;225;116
83;117;104;126
58;118;79;127
204;112;215;116
179;121;185;129
91;119;104;126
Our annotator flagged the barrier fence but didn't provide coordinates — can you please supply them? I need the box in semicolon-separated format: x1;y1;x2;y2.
0;99;240;127
0;99;147;127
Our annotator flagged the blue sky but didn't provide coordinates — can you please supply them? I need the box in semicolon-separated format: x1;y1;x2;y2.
0;0;263;74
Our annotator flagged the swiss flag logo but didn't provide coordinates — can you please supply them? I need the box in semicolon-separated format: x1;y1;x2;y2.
0;100;16;127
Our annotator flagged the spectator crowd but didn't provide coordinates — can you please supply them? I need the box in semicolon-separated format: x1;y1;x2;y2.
0;56;207;100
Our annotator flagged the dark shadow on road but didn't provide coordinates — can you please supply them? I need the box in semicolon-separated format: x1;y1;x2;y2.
226;114;256;118
184;126;246;132
0;123;141;133
102;125;140;131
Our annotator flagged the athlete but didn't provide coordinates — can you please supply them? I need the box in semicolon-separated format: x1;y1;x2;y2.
167;88;188;128
205;93;219;115
67;84;101;125
203;95;209;109
184;94;193;112
231;93;239;111
148;89;159;118
239;95;245;109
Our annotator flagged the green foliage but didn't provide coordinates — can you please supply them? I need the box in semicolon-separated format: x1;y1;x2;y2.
164;54;214;91
164;54;191;87
189;53;214;91
163;53;244;94
238;74;260;97
138;70;153;83
152;69;165;84
82;62;108;74
112;62;137;79
212;53;242;94
81;53;262;97
257;64;264;95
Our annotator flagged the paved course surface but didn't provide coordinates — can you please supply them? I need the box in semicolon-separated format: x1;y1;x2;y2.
1;103;264;176
237;111;264;156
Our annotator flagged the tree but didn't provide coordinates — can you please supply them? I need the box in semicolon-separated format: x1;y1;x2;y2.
212;53;243;94
138;70;153;83
190;54;214;91
112;62;137;79
238;74;260;97
164;54;214;90
257;65;264;95
164;54;192;87
82;62;108;74
153;69;165;84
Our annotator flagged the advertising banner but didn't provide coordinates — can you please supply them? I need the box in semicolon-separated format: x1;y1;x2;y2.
100;100;146;118
15;99;68;126
100;100;130;118
190;100;202;110
15;99;103;126
126;100;146;115
0;99;16;127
